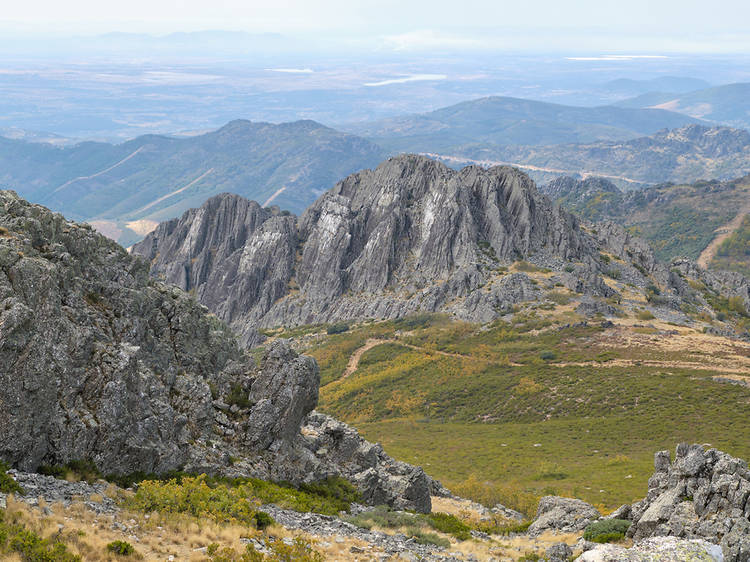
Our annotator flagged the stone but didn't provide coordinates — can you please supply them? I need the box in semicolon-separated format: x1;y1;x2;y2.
0;190;435;512
131;155;628;344
577;536;723;561
546;542;573;561
628;443;750;562
527;496;601;536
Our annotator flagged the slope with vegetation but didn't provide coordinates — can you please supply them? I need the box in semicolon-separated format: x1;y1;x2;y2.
448;125;750;188
543;174;750;263
277;306;750;516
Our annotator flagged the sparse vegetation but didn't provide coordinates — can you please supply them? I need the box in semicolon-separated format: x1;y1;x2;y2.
343;506;459;545
0;461;24;495
326;322;350;335
0;510;81;561
106;540;136;556
38;459;102;483
583;518;631;543
297;315;750;512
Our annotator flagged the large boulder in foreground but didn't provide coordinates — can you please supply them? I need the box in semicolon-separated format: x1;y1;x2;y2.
626;444;750;562
0;190;432;512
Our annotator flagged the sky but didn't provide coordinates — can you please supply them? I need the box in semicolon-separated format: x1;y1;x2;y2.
2;0;750;52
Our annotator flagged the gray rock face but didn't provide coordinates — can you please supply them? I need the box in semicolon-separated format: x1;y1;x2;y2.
627;444;750;562
527;496;601;536
133;155;624;344
0;190;433;512
299;412;443;513
577;536;723;561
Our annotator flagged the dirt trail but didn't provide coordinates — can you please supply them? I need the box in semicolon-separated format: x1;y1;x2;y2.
697;203;750;268
262;186;287;207
342;338;518;379
342;337;750;381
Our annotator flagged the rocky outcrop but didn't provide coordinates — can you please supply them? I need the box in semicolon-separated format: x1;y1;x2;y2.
299;412;446;513
578;536;723;561
527;496;601;536
626;444;750;562
0;190;433;512
133;155;632;344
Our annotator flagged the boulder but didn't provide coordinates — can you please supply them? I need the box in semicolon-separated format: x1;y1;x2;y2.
628;444;750;562
527;496;601;536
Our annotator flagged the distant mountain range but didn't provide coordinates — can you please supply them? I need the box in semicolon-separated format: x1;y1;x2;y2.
0;120;385;245
615;83;750;130
345;95;704;153
443;125;750;187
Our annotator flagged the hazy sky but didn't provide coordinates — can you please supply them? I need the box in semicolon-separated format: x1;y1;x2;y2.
3;0;750;52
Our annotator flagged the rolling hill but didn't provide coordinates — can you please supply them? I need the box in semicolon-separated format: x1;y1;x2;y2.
542;174;750;264
615;83;750;130
344;95;704;153
0;119;386;245
444;125;750;188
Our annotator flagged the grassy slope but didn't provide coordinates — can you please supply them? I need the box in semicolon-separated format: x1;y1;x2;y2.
292;313;750;514
557;178;750;263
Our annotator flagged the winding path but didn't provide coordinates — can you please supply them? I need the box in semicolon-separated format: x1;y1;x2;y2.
697;202;750;268
52;147;145;193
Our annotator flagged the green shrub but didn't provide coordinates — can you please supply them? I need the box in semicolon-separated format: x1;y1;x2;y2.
326;322;350;335
605;268;621;280
518;553;542;561
426;512;471;540
539;350;557;361
124;473;360;518
406;527;450;548
583;518;631;543
599;253;611;264
253;511;274;531
564;264;575;273
0;461;24;495
106;540;136;556
226;384;251;409
38;459;102;483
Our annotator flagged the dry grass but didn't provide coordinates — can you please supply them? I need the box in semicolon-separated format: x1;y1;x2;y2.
3;493;397;561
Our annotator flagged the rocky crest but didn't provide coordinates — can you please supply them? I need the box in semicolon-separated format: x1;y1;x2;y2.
0;190;436;511
133;155;639;344
625;444;750;561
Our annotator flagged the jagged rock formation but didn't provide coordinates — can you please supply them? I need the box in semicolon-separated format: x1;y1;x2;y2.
625;444;750;561
0;190;435;511
134;155;635;344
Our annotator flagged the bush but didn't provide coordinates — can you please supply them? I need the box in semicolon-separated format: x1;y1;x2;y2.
605;268;621;280
539;350;557;361
0;462;23;495
583;518;631;543
107;540;136;555
125;473;360;518
38;459;102;483
426;512;471;540
326;322;350;335
253;511;274;530
226;384;251;409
